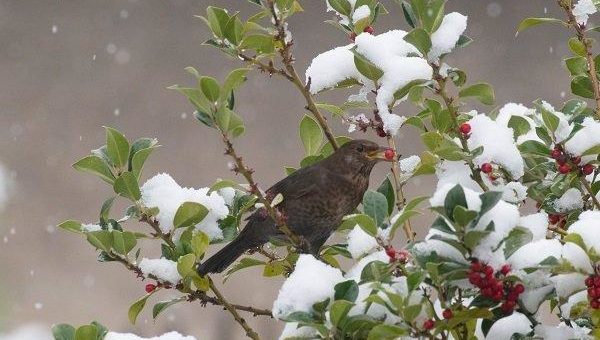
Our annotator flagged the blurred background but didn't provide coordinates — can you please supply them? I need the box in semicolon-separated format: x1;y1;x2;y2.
0;0;579;339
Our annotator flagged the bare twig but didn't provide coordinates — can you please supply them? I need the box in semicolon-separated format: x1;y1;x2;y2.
209;278;261;340
189;290;273;317
386;136;416;242
139;214;177;249
580;175;600;210
238;53;293;81
265;0;339;150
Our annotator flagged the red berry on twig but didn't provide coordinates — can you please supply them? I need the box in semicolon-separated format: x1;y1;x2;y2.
384;149;395;161
363;26;374;34
481;163;493;174
500;264;511;275
349;32;357;42
558;163;571;174
442;308;453;319
423;319;435;330
551;148;562;159
583;164;595;176
145;283;157;293
459;123;471;134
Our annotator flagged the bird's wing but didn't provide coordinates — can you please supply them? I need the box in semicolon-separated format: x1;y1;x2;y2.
267;165;324;201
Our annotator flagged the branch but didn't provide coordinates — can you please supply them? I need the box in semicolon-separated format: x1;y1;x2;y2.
109;251;273;319
430;63;489;192
386;135;416;242
238;53;293;81
580;175;600;210
209;278;261;340
559;1;600;117
139;214;177;249
265;0;339;150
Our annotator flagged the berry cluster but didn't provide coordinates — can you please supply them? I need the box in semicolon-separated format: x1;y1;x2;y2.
551;145;595;175
585;275;600;309
468;260;524;314
145;282;157;293
349;26;375;41
385;246;409;263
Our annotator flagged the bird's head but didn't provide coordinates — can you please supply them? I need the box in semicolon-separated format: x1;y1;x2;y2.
329;139;395;175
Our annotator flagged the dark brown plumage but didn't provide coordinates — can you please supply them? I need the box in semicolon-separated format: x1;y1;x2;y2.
197;139;392;275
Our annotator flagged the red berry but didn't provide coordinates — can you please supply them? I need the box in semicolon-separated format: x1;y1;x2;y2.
145;283;157;293
591;300;600;309
549;214;560;224
586;276;595;287
594;277;600;286
507;291;518;302
583;164;595;176
468;273;481;285
384;148;395;160
500;264;511;275
385;246;396;259
442;308;453;319
459;123;471;134
556;154;568;165
514;283;525;294
471;261;482;272
551;148;562;159
484;266;494;276
501;301;516;313
493;291;503;302
349;32;357;41
397;250;409;263
558;163;571;174
572;156;582;165
363;26;374;34
481;163;493;174
423;319;435;330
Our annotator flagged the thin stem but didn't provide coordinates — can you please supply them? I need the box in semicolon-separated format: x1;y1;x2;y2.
209;278;261;340
140;214;177;249
580;175;600;210
386;135;416;242
265;0;339;150
238;53;293;81
559;1;600;117
220;130;305;249
431;63;489;192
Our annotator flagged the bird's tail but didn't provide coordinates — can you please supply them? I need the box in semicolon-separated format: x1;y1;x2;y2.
197;236;250;275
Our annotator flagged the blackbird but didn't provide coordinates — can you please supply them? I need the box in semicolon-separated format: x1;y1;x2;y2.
197;139;393;275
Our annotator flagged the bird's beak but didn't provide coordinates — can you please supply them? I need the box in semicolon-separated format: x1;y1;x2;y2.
367;146;396;162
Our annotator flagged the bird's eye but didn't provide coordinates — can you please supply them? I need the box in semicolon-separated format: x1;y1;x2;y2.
356;145;364;152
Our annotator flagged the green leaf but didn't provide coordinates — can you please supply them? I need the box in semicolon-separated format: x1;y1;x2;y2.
199;76;220;102
208;179;245;193
363;190;388;226
518;140;552;157
353;51;384;81
86;230;113;252
444;185;467;219
221;69;250;101
459;83;495;105
583;144;600;156
393;79;427;101
453;206;478;227
516;17;566;35
572;75;595;99
52;324;76;340
377;177;395;215
540;106;560;132
504;227;533;258
341;214;377;236
565;56;588;76
464;230;491;250
128;138;158;170
569;37;586;57
263;261;286;277
73;155;115;184
403;28;431;55
360;260;390;282
327;0;352;16
508;116;532;137
112;230;137;255
177;253;197;278
131;147;156;180
334;280;359;302
74;325;97;340
153;297;186;319
224;257;265;281
224;14;243;45
205;6;230;38
330;300;354;327
173;202;209;229
58;220;82;233
128;294;151;324
479;191;503;216
367;324;408;340
113;172;141;201
191;231;210;258
401;1;417;28
240;34;275;54
105;127;130;168
299;114;323;156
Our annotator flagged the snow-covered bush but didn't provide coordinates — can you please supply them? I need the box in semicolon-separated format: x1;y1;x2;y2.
56;0;600;339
